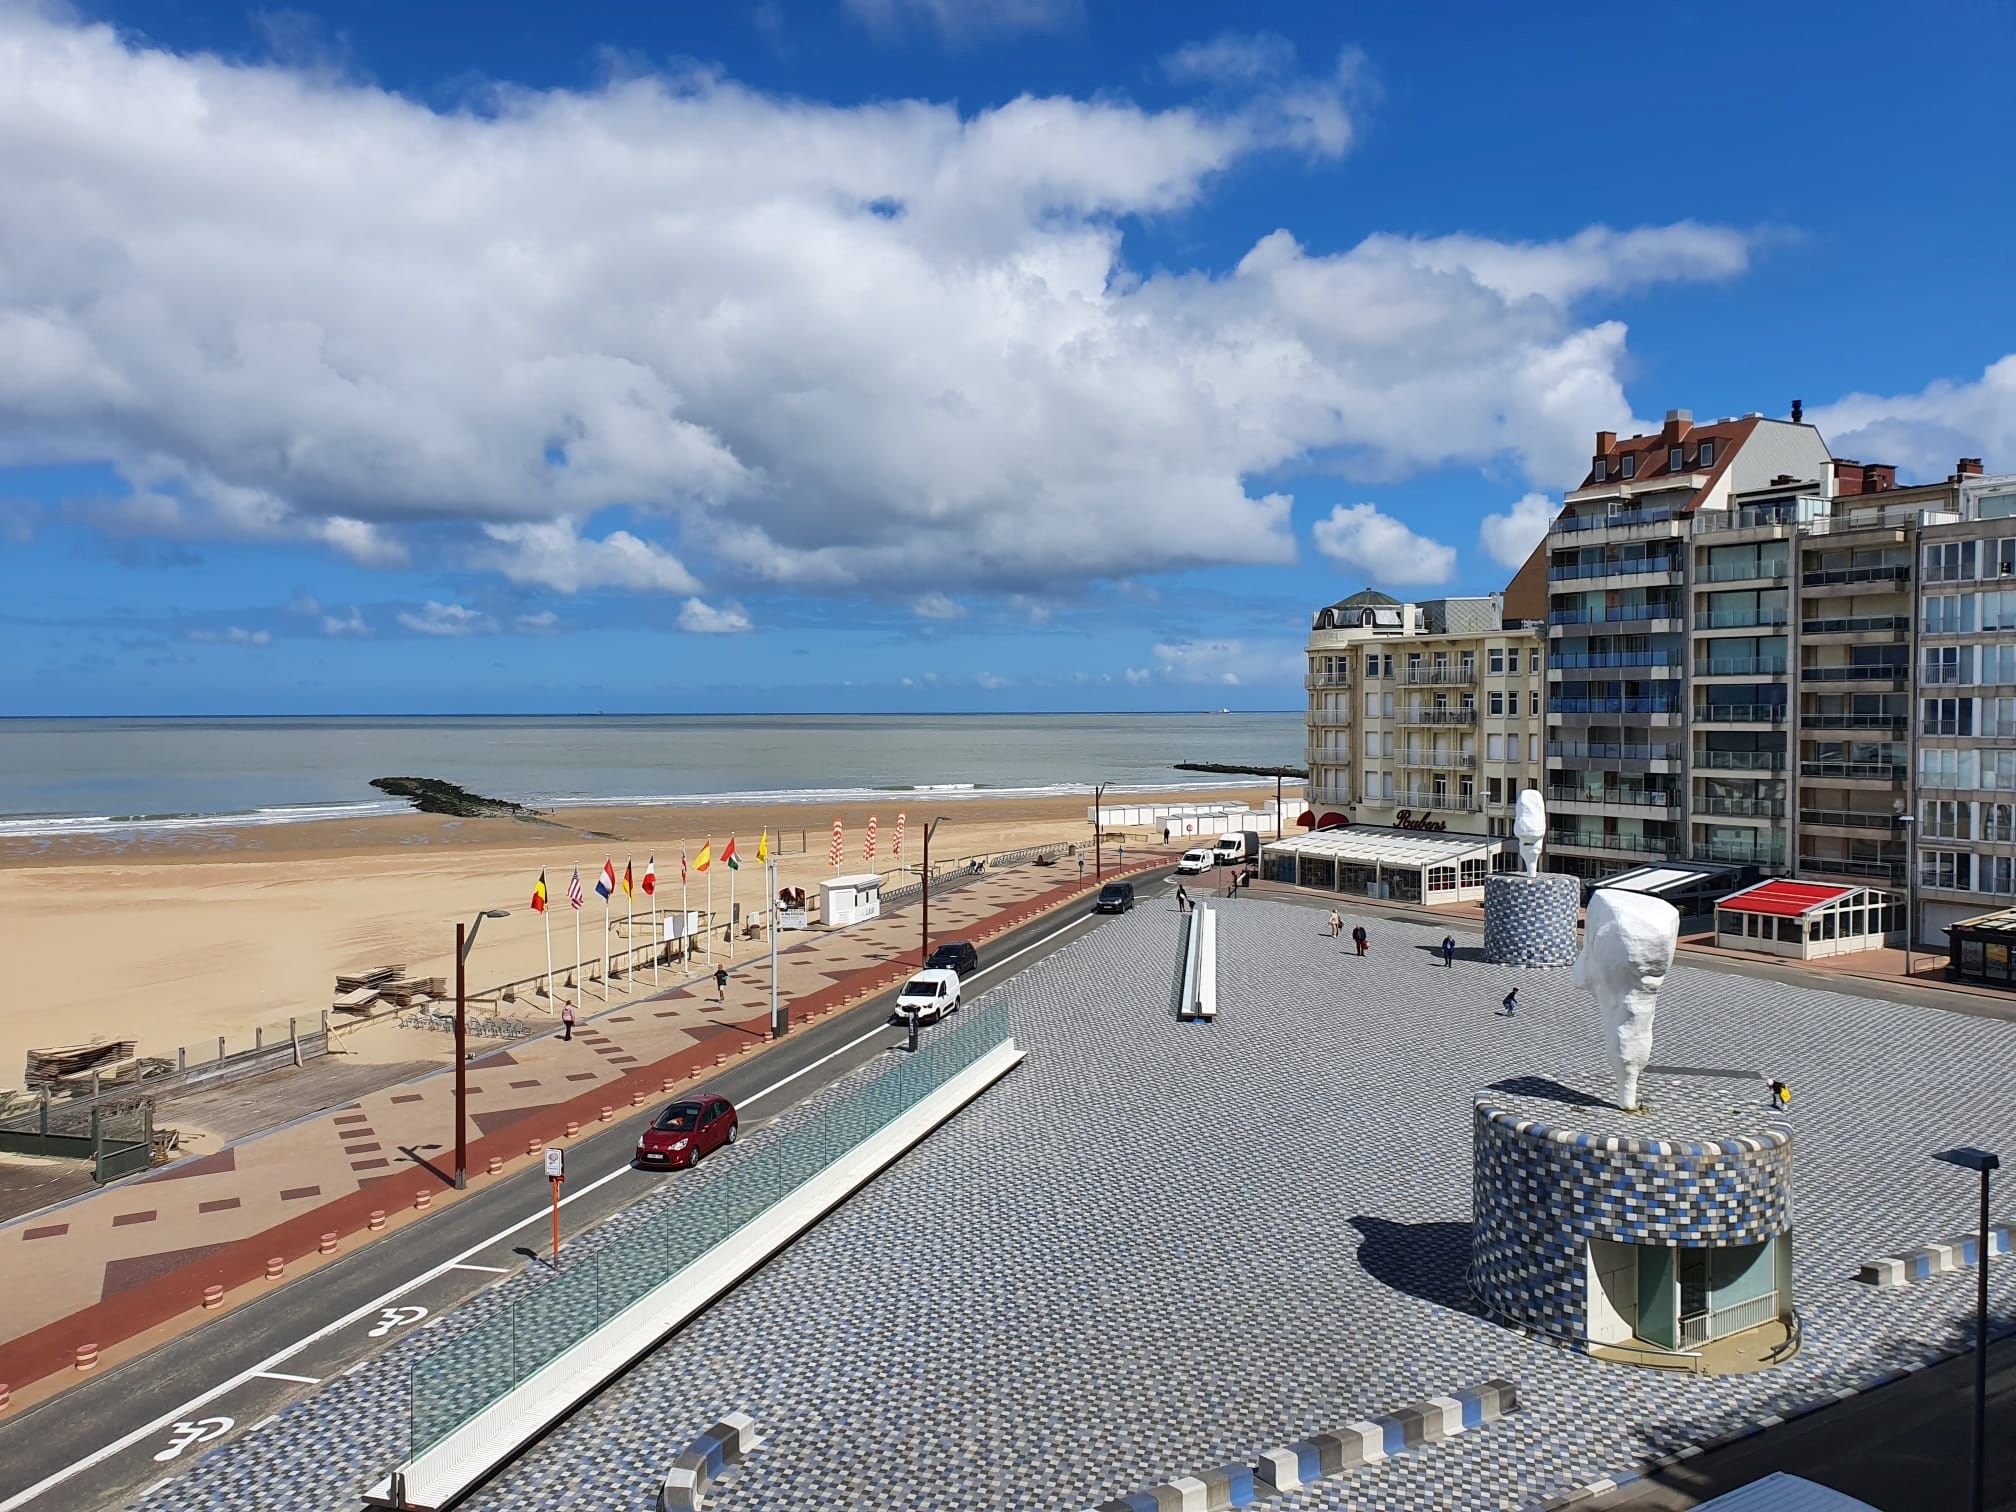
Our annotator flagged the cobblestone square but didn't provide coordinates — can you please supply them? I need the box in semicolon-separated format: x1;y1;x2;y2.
144;898;2016;1511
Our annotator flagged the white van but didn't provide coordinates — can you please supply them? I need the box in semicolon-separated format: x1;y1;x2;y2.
1212;830;1260;866
1176;847;1215;874
895;967;962;1023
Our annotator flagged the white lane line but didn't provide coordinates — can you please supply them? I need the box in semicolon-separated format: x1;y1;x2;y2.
247;1415;278;1435
251;1371;319;1385
449;1263;508;1274
139;1476;175;1500
0;896;1102;1512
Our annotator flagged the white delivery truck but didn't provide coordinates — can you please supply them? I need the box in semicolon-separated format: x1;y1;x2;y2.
1212;830;1260;867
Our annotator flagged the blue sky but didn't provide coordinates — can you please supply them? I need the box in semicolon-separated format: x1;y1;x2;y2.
3;0;2012;715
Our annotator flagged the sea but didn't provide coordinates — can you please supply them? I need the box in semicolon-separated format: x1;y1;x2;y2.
0;714;1304;839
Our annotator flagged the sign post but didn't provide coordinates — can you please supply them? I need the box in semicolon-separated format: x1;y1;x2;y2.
544;1146;564;1265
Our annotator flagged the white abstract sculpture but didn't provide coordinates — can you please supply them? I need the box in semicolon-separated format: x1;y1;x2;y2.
1574;889;1680;1110
1513;789;1547;876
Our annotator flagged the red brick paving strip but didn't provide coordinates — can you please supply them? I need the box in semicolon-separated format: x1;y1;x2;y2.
0;860;1160;1398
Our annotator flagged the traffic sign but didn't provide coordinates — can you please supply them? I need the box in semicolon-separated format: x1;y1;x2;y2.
544;1147;564;1180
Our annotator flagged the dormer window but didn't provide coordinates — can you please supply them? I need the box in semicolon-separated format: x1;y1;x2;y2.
1592;458;1608;483
1669;446;1686;471
1699;440;1714;467
1621;454;1637;480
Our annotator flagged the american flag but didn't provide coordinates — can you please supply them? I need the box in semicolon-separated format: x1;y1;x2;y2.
567;868;584;910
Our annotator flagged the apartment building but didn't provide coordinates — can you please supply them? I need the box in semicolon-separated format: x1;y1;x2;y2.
1541;409;1832;879
1304;590;1545;839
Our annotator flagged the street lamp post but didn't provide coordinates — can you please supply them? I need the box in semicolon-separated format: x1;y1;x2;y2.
767;859;784;1040
1093;781;1109;880
1896;811;1918;976
1934;1146;2001;1512
454;908;511;1190
919;816;949;969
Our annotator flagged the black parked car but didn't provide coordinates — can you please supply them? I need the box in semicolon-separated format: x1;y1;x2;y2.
1095;881;1135;913
925;940;979;976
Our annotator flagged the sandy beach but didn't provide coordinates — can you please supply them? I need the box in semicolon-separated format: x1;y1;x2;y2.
1;786;1273;1093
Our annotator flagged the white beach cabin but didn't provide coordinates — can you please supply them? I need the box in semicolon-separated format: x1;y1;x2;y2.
819;873;883;928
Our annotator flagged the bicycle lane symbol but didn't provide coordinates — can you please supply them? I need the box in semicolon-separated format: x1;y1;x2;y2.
153;1416;234;1462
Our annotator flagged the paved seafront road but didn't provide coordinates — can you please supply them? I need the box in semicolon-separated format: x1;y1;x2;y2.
0;877;1160;1512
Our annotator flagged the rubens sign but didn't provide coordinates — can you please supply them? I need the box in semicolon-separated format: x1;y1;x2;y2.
1394;809;1447;833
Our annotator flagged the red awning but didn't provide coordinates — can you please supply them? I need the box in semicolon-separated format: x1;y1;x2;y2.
1717;879;1856;919
1316;812;1348;830
1295;810;1315;828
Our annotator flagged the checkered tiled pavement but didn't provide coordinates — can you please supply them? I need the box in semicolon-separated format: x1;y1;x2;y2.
139;898;2016;1512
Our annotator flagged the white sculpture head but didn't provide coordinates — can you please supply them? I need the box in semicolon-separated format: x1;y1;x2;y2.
1573;889;1680;1110
1512;789;1547;876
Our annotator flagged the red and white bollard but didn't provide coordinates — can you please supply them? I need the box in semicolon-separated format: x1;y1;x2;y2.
564;1120;580;1138
413;1191;431;1212
486;1155;503;1176
202;1285;224;1309
368;1209;386;1232
598;1105;613;1123
527;1139;544;1158
73;1344;98;1373
265;1256;285;1280
318;1232;338;1255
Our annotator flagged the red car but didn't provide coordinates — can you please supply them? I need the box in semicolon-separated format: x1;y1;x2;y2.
635;1094;739;1169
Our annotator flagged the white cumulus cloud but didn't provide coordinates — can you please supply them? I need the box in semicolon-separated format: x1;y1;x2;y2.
321;605;370;636
1806;356;2016;484
1150;638;1299;687
1478;492;1556;571
398;601;493;637
1311;503;1456;586
1162;31;1297;85
913;591;966;621
678;597;752;634
476;519;701;595
187;625;270;646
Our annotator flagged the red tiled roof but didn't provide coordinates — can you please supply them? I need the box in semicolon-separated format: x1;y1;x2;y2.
1717;879;1856;918
1581;416;1758;500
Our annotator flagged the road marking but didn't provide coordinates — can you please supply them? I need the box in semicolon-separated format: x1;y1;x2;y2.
0;896;1106;1511
251;1371;319;1385
139;1476;176;1500
247;1415;278;1435
449;1263;508;1274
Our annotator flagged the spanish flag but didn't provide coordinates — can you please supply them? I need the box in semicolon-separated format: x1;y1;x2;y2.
756;830;769;864
694;841;712;874
621;858;635;899
722;836;740;871
531;870;548;913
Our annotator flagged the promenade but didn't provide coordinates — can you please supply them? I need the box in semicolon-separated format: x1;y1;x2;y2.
0;853;1158;1407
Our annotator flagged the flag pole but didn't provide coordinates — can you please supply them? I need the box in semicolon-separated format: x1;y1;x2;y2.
651;859;661;988
600;881;610;1003
543;875;553;999
682;842;690;967
572;861;582;991
624;858;634;993
707;865;714;964
729;851;738;956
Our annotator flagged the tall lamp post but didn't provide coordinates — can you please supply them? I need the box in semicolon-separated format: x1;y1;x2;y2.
1895;811;1918;976
454;908;510;1190
919;816;950;968
1933;1146;2001;1512
1093;780;1110;879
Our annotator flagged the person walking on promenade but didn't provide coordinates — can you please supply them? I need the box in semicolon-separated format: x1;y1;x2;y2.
1327;910;1342;939
1442;934;1457;969
1118;843;1126;865
1351;924;1368;957
1501;987;1518;1017
714;964;729;1002
1078;856;1085;879
1175;881;1190;912
1163;825;1171;845
560;999;576;1041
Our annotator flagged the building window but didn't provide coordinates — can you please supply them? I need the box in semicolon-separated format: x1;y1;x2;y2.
1487;734;1505;761
1530;733;1540;763
1922;850;1973;891
1508;692;1521;716
1699;440;1714;467
1670;446;1685;471
1509;648;1523;673
1487;776;1504;805
1489;648;1505;675
1622;454;1637;479
1489;692;1505;715
1593;458;1608;483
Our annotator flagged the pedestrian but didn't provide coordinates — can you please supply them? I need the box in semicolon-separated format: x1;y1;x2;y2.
1327;910;1342;939
1163;825;1171;845
714;964;729;1002
1118;844;1125;865
1501;987;1518;1017
1175;882;1189;912
1352;924;1368;957
1078;856;1085;879
560;999;576;1041
1442;934;1457;969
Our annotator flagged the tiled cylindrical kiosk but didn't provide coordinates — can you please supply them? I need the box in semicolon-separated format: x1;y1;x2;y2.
1482;873;1579;967
1470;1079;1795;1358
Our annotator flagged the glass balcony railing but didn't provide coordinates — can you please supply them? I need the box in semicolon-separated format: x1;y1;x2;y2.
1548;558;1683;582
1695;838;1787;865
1547;787;1674;809
1551;697;1683;715
1801;615;1910;636
1695;704;1788;724
1696;610;1790;629
1548;651;1684;670
1696;750;1788;772
1547;739;1682;762
1801;565;1910;587
1695;656;1789;677
1548;829;1680;856
1549;603;1683;626
1801;713;1909;730
1400;708;1477;726
1550;508;1677;535
1799;809;1899;832
1694;795;1781;818
1799;760;1905;782
1697;560;1790;583
1799;855;1907;883
1800;665;1908;684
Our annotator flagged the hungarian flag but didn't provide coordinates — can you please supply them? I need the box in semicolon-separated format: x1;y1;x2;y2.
621;858;635;899
756;830;768;864
722;837;739;871
568;868;584;910
531;870;548;913
642;856;656;897
596;859;616;899
694;842;712;874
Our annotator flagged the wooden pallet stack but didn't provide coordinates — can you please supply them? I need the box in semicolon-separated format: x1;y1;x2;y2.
24;1039;137;1092
332;965;447;1016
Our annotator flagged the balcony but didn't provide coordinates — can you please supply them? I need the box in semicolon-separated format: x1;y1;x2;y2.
1305;671;1352;690
1801;615;1910;638
1550;698;1684;716
1695;610;1790;630
1800;713;1909;731
1695;656;1788;678
1799;664;1908;686
1400;707;1477;726
1696;838;1787;866
1550;507;1677;536
1399;751;1476;771
1694;794;1782;818
1694;704;1788;724
1799;809;1900;832
1691;505;1806;535
1549;604;1683;628
1921;719;1971;737
1697;560;1790;583
1547;786;1674;810
1547;739;1682;763
1394;791;1482;813
1308;787;1356;808
1799;855;1907;884
1400;667;1476;686
1696;750;1787;772
1549;829;1680;858
1548;651;1684;671
1799;760;1905;783
1801;565;1910;587
1547;558;1683;583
